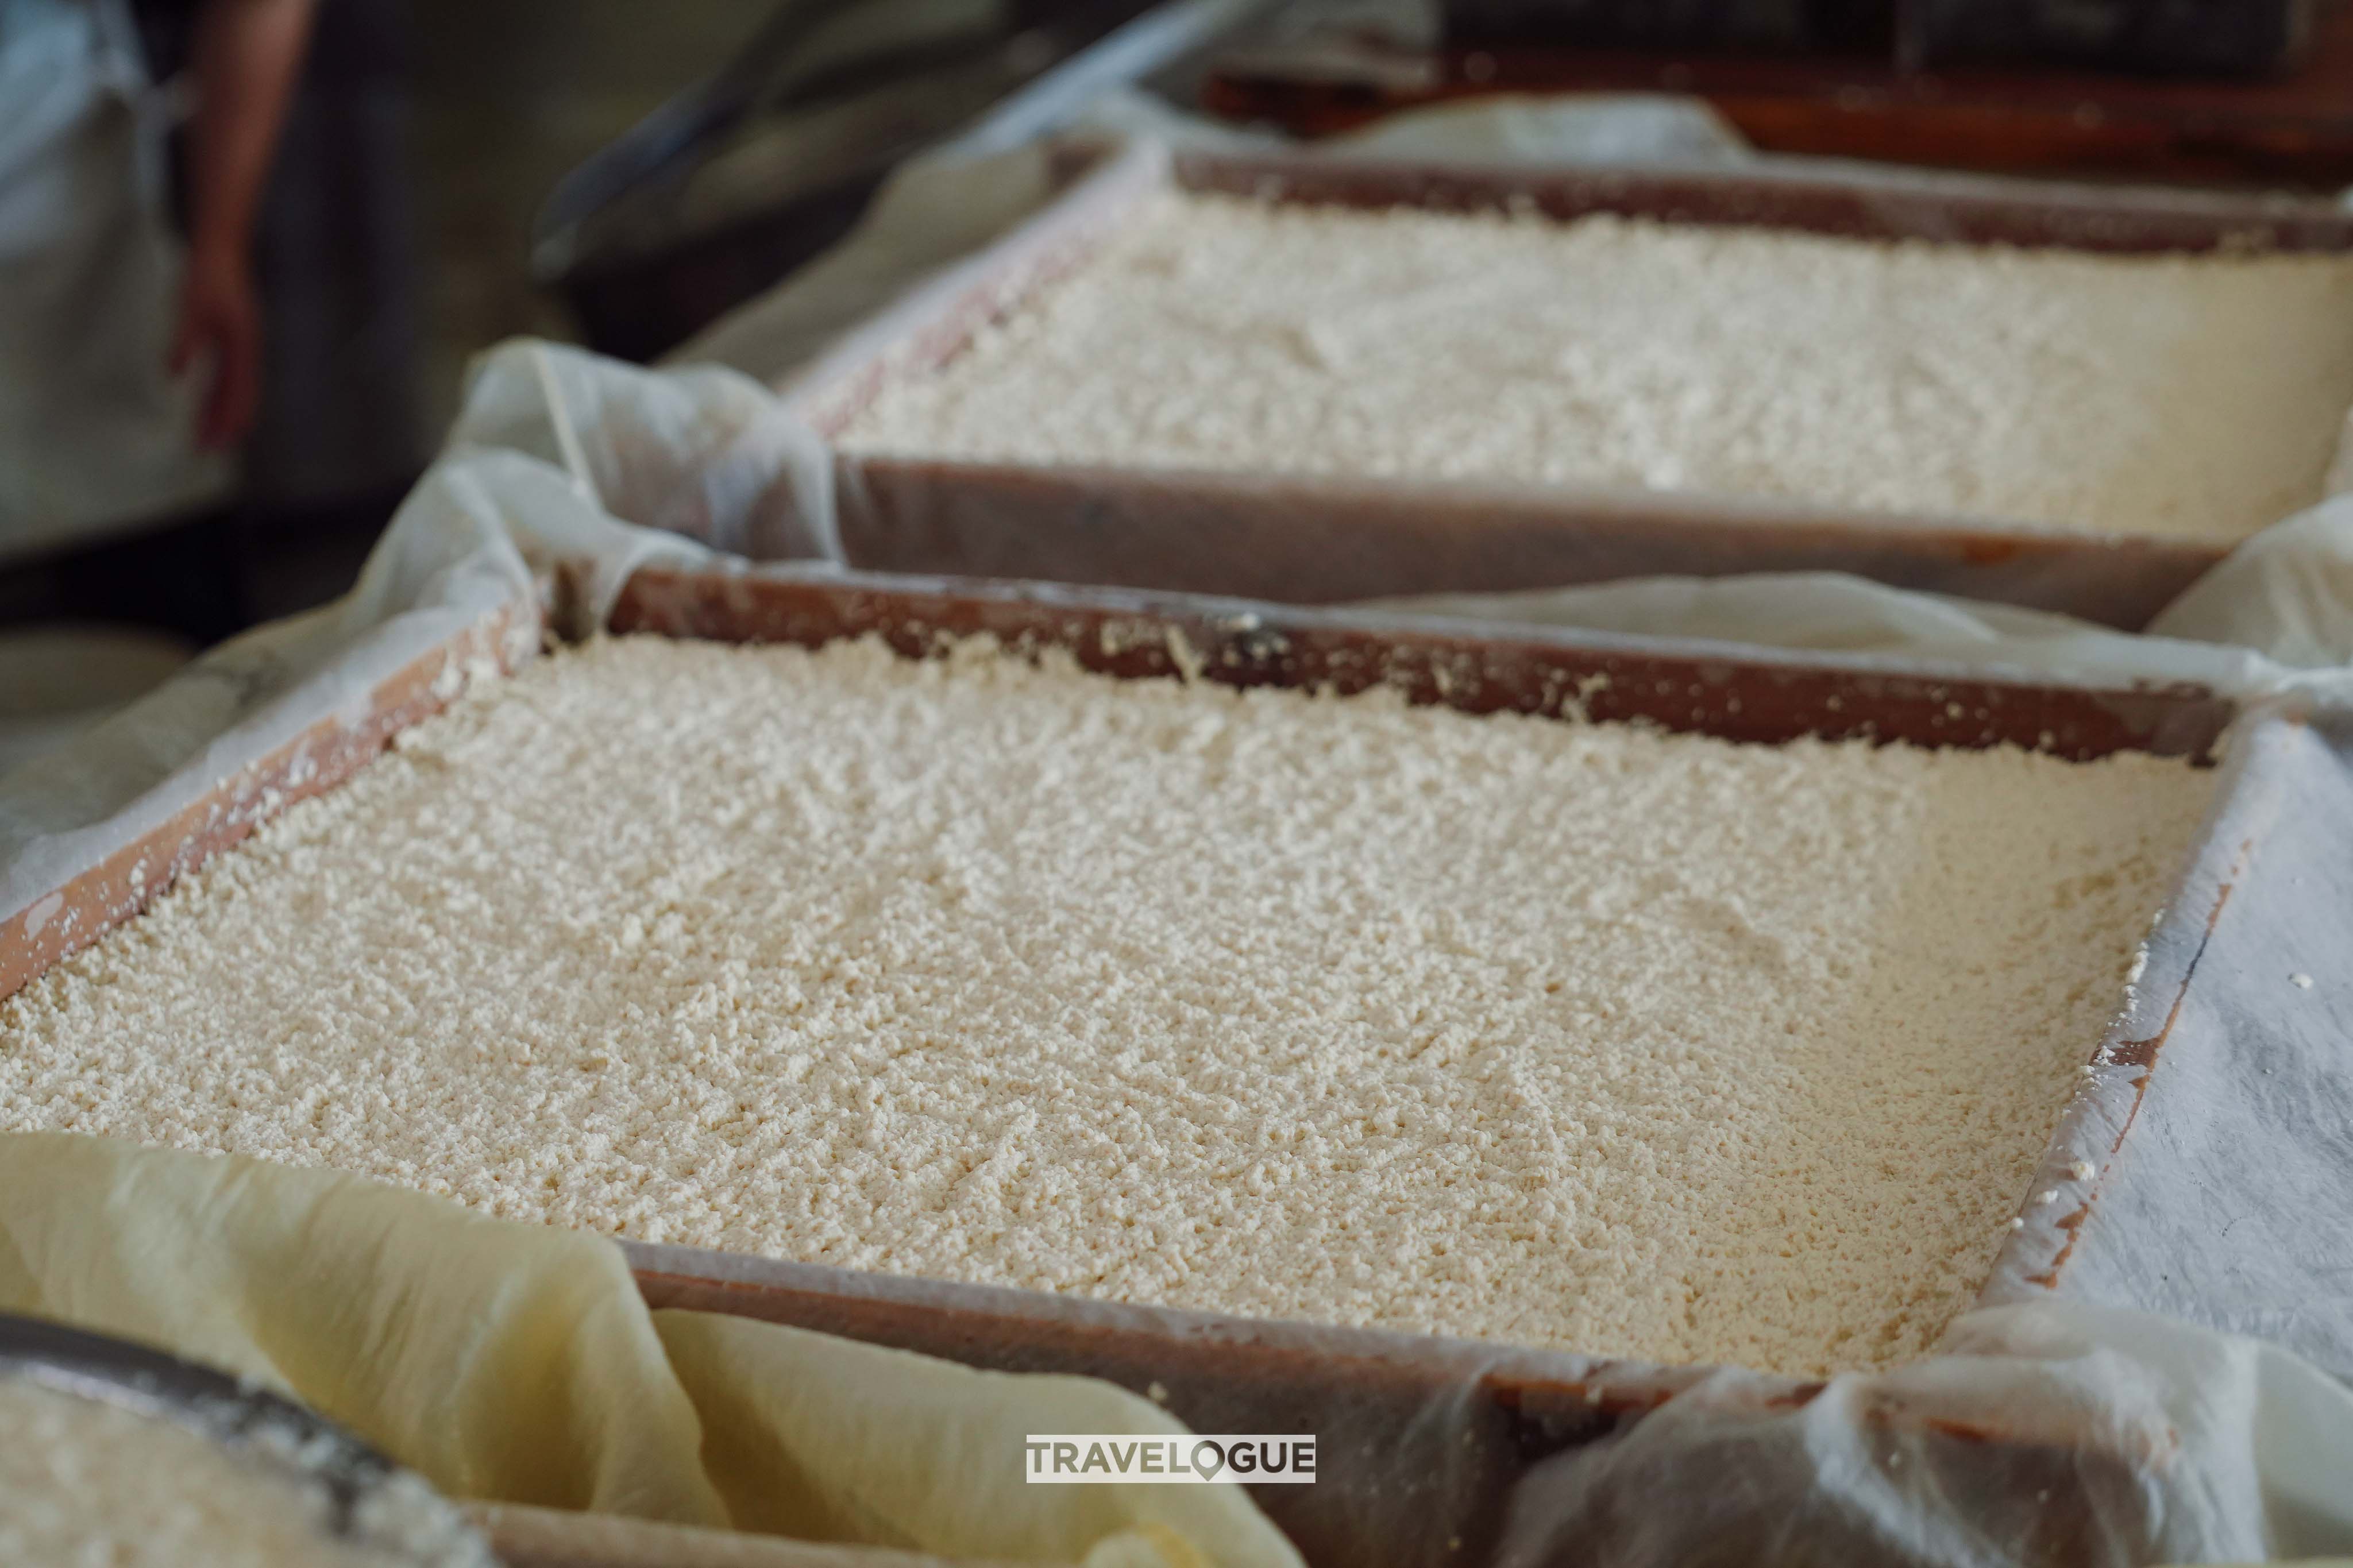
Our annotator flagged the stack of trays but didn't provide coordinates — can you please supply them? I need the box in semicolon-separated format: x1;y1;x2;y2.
9;138;2352;1567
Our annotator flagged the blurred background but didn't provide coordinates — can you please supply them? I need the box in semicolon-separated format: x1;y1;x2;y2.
3;0;817;657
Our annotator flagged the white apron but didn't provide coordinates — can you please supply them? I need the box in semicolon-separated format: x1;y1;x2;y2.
0;0;232;567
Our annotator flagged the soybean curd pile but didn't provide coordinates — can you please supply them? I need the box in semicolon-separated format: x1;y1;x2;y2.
0;635;2213;1376
839;190;2353;542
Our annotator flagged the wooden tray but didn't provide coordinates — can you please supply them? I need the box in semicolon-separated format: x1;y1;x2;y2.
789;140;2353;632
0;565;2290;1566
598;566;2265;1567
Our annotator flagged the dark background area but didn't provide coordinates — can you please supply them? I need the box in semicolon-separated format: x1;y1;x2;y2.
0;0;773;648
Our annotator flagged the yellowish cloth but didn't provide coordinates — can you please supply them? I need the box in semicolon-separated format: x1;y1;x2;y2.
0;1133;1299;1568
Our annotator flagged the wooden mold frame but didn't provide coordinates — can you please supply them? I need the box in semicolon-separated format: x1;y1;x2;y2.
605;566;2273;1567
785;138;2353;632
0;565;2282;1567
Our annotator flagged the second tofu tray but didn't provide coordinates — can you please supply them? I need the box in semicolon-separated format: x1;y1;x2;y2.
787;140;2353;630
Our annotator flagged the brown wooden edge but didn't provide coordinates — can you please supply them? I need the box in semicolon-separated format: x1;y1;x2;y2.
607;566;2239;762
628;1239;2133;1568
1994;715;2300;1300
834;458;2231;629
1165;142;2353;254
631;1256;1684;1568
